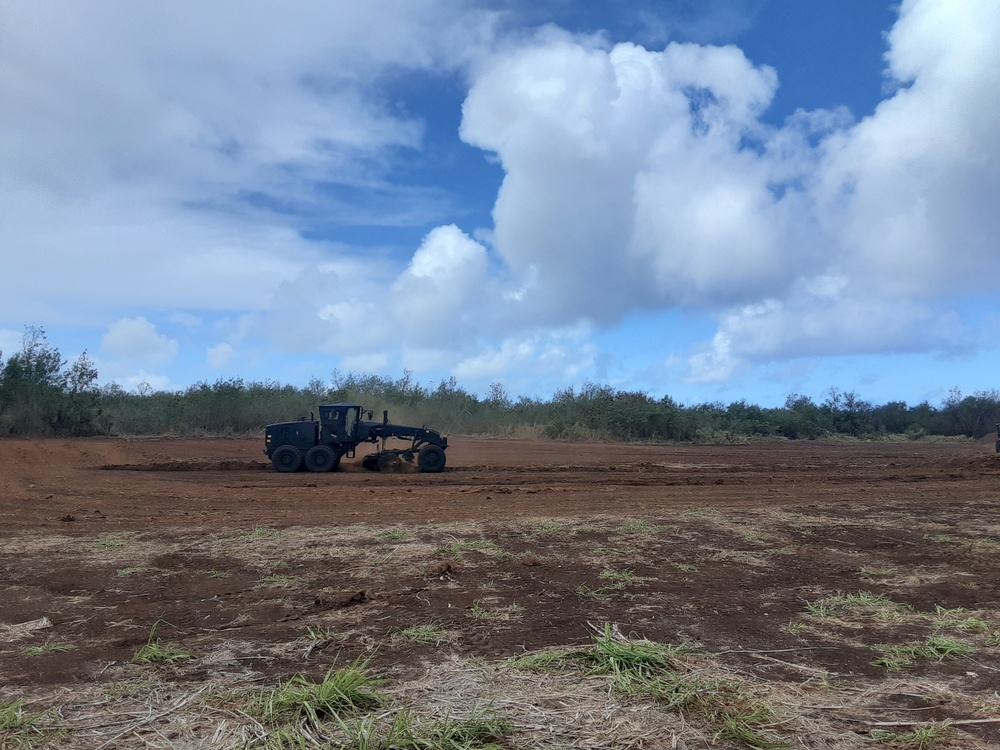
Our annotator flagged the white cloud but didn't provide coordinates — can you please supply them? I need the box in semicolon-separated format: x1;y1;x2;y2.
100;317;179;367
3;0;998;394
684;295;970;384
456;0;1000;379
453;325;596;386
392;225;493;347
812;0;1000;302
0;1;497;325
207;342;236;369
460;30;817;323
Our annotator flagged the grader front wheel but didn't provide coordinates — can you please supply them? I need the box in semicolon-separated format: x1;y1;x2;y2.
417;445;446;473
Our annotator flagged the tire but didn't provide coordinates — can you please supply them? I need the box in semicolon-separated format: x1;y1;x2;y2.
417;444;446;473
271;445;303;473
305;445;335;472
996;439;1000;454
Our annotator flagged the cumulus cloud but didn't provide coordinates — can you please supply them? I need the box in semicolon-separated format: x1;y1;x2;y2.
812;0;1000;301
100;317;179;367
392;225;493;346
461;31;797;322
453;0;1000;380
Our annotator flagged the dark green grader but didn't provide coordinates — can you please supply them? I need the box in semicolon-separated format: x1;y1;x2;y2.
264;403;448;473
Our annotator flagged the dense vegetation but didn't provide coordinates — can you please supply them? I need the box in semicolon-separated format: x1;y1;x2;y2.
2;327;999;441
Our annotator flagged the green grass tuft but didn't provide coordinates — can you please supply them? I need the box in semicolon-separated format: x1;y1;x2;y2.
19;642;74;657
805;590;909;620
869;720;953;748
509;624;786;748
132;623;191;666
250;657;385;724
394;624;447;645
873;636;972;669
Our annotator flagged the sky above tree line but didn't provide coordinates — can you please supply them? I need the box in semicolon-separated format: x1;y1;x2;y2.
2;0;999;406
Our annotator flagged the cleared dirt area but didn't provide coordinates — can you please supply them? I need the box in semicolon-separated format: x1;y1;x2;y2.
3;436;1000;748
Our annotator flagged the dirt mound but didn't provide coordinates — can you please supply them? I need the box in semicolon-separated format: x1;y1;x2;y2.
923;454;1000;474
101;459;270;472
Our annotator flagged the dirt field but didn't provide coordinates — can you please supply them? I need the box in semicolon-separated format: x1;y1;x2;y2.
3;436;1000;749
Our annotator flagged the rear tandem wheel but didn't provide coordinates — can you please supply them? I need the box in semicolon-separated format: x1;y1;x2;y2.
305;445;340;472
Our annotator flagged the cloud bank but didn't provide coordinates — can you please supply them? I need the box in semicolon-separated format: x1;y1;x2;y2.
452;0;1000;382
2;0;998;393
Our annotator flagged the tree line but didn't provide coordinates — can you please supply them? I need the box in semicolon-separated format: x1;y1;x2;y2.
2;327;999;441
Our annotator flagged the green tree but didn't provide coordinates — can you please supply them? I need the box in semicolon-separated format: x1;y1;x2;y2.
0;326;106;435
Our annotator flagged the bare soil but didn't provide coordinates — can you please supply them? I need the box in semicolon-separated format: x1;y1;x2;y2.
3;436;1000;748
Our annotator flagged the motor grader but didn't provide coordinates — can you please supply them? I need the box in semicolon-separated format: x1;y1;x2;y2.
264;403;447;473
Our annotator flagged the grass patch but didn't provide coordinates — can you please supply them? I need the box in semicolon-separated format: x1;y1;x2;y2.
782;621;811;636
400;710;512;750
19;642;75;657
511;624;785;748
256;573;296;587
922;533;954;544
379;528;411;541
89;532;134;552
933;605;992;633
105;679;156;699
393;624;448;646
598;568;655;585
240;526;280;542
115;566;149;576
614;519;661;534
311;705;512;750
249;657;385;724
0;699;40;734
436;538;502;557
0;698;58;747
196;569;231;578
805;590;910;620
576;584;616;600
527;520;566;537
297;625;347;648
873;636;972;669
869;720;953;748
132;624;192;666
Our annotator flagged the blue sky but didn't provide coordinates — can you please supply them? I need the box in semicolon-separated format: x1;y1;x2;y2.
2;0;999;407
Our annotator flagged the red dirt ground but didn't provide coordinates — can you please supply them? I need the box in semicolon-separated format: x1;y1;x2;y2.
3;436;1000;748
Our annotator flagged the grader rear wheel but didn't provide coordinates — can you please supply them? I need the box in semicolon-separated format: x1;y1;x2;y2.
304;445;335;472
